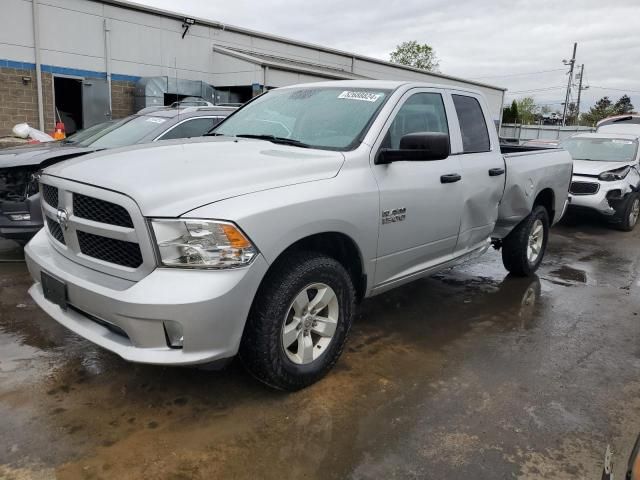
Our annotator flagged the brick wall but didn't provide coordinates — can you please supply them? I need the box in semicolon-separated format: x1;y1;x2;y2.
0;67;41;136
0;69;137;137
111;80;136;119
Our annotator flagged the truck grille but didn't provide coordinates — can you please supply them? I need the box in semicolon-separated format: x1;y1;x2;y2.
46;217;65;245
73;193;134;228
42;184;59;207
570;181;599;195
77;231;142;268
40;178;154;280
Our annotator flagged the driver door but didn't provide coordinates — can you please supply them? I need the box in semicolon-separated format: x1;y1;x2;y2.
371;89;464;290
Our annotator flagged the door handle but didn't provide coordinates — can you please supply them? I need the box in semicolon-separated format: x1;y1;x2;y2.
440;173;462;184
489;167;505;176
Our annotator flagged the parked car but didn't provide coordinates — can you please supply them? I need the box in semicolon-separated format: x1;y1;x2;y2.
596;114;640;135
25;81;572;390
0;105;236;243
561;132;640;230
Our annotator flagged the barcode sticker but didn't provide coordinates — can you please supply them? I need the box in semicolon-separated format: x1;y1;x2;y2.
337;91;382;102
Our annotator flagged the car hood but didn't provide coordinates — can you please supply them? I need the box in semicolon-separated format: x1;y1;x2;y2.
572;159;634;176
43;137;346;217
0;142;98;168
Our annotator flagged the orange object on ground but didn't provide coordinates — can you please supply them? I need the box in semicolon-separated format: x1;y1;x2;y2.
52;121;66;140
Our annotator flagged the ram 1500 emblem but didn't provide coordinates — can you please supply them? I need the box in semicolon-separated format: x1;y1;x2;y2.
382;207;406;224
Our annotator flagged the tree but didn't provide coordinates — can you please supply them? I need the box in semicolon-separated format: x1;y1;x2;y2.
502;100;519;123
390;41;440;72
582;96;614;125
614;94;634;114
516;97;538;125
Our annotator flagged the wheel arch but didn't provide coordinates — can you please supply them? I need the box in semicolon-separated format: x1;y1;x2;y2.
533;188;555;223
260;231;367;303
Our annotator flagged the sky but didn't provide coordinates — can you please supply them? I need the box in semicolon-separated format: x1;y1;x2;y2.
134;0;640;115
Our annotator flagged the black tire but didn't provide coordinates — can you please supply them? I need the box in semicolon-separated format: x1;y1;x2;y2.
240;251;355;391
615;193;640;232
501;206;550;277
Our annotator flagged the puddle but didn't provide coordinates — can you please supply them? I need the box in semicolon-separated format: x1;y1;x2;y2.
549;266;588;284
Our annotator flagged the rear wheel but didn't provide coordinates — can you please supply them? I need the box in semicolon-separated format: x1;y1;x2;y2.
240;252;355;391
616;193;640;232
501;206;550;277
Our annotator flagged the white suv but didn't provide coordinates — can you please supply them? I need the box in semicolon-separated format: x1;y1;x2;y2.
562;132;640;230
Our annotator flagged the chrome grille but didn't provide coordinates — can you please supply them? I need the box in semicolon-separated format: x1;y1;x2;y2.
73;193;134;228
77;231;142;268
42;184;58;207
570;181;599;195
39;177;155;281
46;217;65;245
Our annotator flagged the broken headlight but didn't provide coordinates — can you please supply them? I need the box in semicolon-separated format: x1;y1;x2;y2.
0;167;40;202
598;165;631;181
150;219;257;269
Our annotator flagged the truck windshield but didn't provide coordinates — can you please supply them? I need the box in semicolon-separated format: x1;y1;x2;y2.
561;137;638;162
214;87;391;150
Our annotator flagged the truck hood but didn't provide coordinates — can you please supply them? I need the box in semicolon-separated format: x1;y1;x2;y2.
0;142;98;169
572;159;633;176
43;137;345;216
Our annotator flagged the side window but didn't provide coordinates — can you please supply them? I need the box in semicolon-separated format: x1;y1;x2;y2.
452;95;490;153
159;118;218;140
382;93;448;149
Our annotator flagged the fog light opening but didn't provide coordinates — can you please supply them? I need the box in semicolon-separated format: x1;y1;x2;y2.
163;321;184;349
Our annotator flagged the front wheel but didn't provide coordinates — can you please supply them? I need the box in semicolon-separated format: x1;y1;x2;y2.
616;193;640;232
501;206;550;277
240;252;355;391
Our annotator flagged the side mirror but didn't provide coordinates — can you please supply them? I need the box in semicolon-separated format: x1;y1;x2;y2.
376;132;450;164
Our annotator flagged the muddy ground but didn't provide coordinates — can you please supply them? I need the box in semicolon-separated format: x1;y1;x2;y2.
0;213;639;479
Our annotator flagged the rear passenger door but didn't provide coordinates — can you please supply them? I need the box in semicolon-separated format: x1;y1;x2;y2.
449;92;506;254
156;117;223;141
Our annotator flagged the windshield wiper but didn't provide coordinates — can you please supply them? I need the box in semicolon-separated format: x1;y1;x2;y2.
234;134;311;148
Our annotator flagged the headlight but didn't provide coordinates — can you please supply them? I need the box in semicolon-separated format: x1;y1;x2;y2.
150;219;257;268
598;166;631;181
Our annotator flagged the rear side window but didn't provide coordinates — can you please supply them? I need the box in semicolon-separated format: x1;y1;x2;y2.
382;92;448;149
452;94;490;153
159;117;222;140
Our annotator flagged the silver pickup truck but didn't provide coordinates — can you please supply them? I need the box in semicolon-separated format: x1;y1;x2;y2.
25;81;572;390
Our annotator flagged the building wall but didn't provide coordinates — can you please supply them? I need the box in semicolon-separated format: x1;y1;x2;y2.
0;64;134;136
0;0;505;134
111;80;136;119
0;66;49;136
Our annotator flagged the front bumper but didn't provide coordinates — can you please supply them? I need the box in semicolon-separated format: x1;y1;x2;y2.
0;193;44;243
569;175;633;216
25;229;269;365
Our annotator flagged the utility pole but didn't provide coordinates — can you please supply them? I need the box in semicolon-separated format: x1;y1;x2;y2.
561;42;577;127
575;64;585;126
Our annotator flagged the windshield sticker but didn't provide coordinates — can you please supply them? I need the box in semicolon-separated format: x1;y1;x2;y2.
612;139;634;144
146;117;167;124
338;91;382;102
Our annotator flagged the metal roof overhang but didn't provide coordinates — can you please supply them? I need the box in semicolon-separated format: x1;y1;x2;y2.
211;45;368;81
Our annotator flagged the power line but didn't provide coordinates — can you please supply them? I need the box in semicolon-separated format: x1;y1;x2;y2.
588;86;640;95
471;68;566;80
507;86;566;94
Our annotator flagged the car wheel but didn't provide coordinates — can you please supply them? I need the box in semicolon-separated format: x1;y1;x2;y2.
501;205;550;277
616;193;640;232
240;251;355;391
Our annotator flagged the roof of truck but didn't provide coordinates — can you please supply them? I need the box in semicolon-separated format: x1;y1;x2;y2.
277;80;484;96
